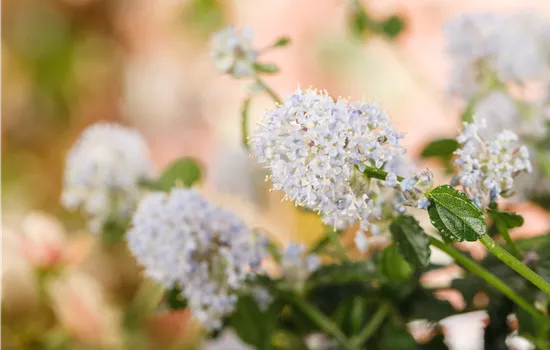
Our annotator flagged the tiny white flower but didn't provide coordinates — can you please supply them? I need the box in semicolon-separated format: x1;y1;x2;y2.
210;26;258;78
127;188;267;330
61;123;154;233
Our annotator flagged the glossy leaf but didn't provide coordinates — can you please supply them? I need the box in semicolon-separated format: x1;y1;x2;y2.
426;185;487;242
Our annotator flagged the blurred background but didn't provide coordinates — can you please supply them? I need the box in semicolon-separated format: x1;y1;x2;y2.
3;0;550;349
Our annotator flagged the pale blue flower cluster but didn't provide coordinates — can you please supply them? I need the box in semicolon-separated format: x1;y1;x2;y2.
211;26;258;78
252;88;406;248
61;123;154;233
453;119;532;209
127;188;266;330
445;12;550;98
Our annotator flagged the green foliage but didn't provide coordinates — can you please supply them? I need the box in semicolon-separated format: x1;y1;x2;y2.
426;185;487;242
420;138;459;158
379;245;413;283
307;261;378;292
229;295;283;350
157;157;202;190
399;288;455;322
390;215;431;268
488;210;524;229
272;37;291;48
165;286;187;310
378;320;417;349
380;16;406;39
254;63;280;74
182;0;225;34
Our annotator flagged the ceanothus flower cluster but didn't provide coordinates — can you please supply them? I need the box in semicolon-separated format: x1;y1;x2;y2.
61;123;154;233
279;242;321;292
252;87;405;238
127;188;266;330
210;26;258;78
453;119;532;209
445;12;550;98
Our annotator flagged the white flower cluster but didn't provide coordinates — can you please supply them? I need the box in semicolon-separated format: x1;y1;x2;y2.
61;123;154;233
445;12;550;98
279;242;321;292
453;119;532;209
127;188;266;330
252;87;405;237
211;26;258;78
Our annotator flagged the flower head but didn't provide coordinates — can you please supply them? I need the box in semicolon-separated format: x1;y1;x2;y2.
127;188;266;330
279;242;321;292
61;123;154;233
252;87;405;234
453;119;532;208
211;26;258;78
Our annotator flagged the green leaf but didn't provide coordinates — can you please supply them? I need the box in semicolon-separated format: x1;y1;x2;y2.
307;261;378;290
254;63;279;74
390;215;431;268
165;286;187;310
157;157;202;191
400;288;455;321
381;15;405;39
349;5;369;38
229;295;282;349
379;245;413;283
272;37;291;48
488;210;524;229
379;321;416;349
426;185;487;242
420;138;459;158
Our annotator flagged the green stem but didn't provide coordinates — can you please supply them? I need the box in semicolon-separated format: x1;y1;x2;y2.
289;296;357;350
360;165;404;182
241;97;251;149
429;237;548;323
479;234;550;297
326;228;348;261
495;220;522;259
350;303;391;347
256;77;282;104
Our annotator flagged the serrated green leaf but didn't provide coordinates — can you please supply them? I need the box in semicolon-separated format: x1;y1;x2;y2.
157;157;202;191
488;210;524;229
380;245;413;283
390;215;431;268
272;37;291;47
307;261;378;290
254;63;279;74
420;138;459;158
426;185;487;242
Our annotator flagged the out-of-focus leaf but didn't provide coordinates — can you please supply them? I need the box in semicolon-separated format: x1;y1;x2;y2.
272;37;291;48
229;295;283;349
390;215;431;268
158;157;202;190
488;210;524;229
307;261;378;290
426;185;487;242
379;245;413;283
399;288;455;322
381;15;405;39
420;138;459;158
484;295;514;350
379;320;416;349
254;63;280;74
182;0;225;34
165;286;187;310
